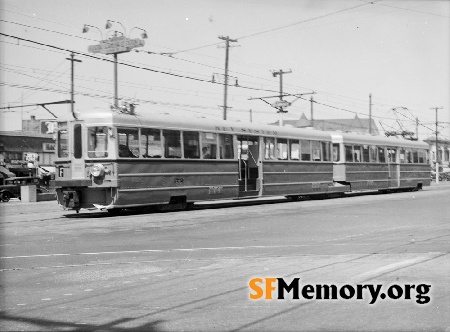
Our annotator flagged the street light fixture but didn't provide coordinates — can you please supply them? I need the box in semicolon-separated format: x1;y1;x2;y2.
82;24;103;40
85;20;147;109
105;19;126;35
129;27;148;39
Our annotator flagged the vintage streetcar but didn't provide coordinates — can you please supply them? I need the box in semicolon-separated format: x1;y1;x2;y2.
54;108;431;213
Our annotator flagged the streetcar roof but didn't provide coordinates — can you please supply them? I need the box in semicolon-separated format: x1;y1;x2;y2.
71;108;429;148
339;132;429;149
74;108;333;140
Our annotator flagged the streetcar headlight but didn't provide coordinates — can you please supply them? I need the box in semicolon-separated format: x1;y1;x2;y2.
90;163;105;177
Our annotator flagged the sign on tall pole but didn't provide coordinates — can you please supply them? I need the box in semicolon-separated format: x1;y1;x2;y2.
86;26;146;107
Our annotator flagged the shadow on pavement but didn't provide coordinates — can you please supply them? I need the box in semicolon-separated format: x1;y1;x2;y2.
0;313;165;331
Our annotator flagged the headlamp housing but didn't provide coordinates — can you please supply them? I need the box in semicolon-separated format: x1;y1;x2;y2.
90;163;105;177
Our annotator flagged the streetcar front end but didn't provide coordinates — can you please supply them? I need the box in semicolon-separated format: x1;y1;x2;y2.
54;119;118;212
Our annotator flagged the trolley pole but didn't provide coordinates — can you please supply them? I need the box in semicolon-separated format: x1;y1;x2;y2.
218;36;237;120
66;52;81;119
431;107;443;183
310;96;314;128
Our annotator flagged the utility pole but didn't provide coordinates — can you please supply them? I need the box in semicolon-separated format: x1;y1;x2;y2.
113;52;118;107
218;36;237;120
415;117;419;140
272;69;292;126
66;52;81;119
431;106;443;183
249;109;253;123
310;96;314;128
369;93;372;135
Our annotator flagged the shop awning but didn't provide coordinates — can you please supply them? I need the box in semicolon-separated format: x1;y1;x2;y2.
0;165;15;177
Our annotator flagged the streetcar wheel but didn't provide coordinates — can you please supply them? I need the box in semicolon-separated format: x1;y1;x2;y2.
1;191;11;202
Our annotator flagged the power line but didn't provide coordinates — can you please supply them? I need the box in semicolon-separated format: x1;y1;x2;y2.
1;33;444;134
0;19;95;41
160;1;376;55
237;2;376;40
373;2;450;18
0;33;283;96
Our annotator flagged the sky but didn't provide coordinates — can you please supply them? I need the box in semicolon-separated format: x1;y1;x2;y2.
0;0;449;140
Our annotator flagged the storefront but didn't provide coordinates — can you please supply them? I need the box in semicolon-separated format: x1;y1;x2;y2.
0;131;56;182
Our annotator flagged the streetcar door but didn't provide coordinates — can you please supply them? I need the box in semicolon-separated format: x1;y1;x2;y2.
71;122;85;179
237;136;260;197
387;147;399;188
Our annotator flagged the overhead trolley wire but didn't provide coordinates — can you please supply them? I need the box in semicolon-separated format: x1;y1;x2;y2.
1;32;439;133
0;32;282;96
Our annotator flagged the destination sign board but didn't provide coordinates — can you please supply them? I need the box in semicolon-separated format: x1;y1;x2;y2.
88;36;145;55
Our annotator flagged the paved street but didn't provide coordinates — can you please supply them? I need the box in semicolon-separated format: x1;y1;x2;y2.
1;183;449;331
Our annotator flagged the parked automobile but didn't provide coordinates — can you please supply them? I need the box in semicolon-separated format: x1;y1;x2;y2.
0;177;49;202
431;166;450;182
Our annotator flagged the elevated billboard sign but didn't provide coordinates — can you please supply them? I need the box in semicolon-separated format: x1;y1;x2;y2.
88;36;145;55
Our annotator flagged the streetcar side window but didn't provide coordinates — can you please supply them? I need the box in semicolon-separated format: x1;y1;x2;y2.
332;143;340;162
290;140;299;160
399;148;406;163
183;131;200;159
354;146;362;162
58;129;69;158
345;145;353;162
74;124;82;159
388;148;396;163
403;149;408;163
322;142;331;161
311;141;321;161
219;134;234;159
163;130;181;158
379;147;386;163
412;149;419;163
277;138;288;160
87;126;108;158
264;137;276;160
370;146;377;162
418;150;426;164
141;128;162;158
362;145;370;162
300;140;311;161
201;132;217;159
118;128;139;158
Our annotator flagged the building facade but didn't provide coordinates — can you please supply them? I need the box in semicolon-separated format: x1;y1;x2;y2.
0;116;57;182
424;137;450;167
